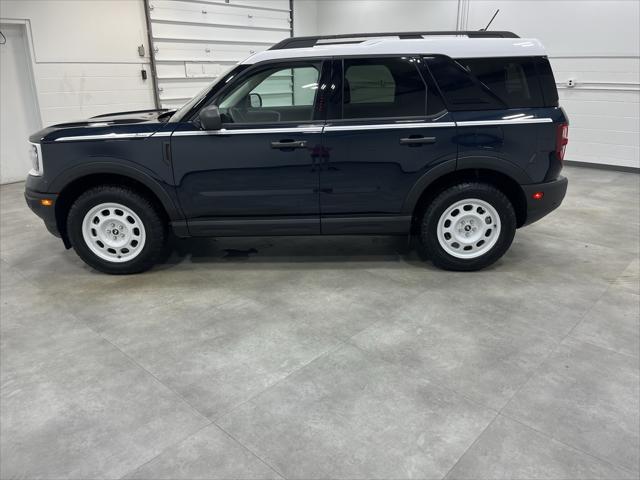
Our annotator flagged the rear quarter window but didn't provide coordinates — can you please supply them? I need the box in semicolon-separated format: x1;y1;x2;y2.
427;56;554;110
534;58;559;107
457;57;544;108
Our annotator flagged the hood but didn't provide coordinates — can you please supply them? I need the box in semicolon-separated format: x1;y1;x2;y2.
30;109;173;143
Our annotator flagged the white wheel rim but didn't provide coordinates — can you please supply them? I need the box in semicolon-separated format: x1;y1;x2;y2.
82;202;146;263
437;198;501;259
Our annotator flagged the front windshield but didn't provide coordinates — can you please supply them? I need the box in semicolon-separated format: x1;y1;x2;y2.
169;64;244;122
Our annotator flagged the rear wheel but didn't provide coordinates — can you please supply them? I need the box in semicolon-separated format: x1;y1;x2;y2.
67;185;166;274
420;182;516;271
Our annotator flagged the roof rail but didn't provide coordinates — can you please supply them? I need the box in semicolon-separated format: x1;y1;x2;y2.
269;31;519;50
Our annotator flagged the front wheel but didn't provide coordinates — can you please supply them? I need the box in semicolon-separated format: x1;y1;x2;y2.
67;185;167;274
420;182;516;271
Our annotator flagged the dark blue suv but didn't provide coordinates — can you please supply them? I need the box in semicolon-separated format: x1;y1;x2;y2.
25;31;568;274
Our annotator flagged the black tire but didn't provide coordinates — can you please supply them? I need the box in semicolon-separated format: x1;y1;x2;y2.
419;182;516;271
67;185;167;274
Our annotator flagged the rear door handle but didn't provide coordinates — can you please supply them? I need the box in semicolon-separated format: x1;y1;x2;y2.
399;136;436;145
271;140;308;149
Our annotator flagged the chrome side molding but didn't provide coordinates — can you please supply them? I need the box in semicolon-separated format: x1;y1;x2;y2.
53;118;554;142
173;126;324;136
324;122;456;132
54;132;153;142
457;118;553;127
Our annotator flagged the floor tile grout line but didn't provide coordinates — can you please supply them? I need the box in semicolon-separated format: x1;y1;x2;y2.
495;273;618;416
213;421;287;480
204;282;402;422
559;276;621;346
339;274;633;480
213;339;348;422
68;308;214;425
565;336;640;360
523;227;640;257
439;414;501;480
1;272;220;479
490;274;640;476
342;305;561;416
346;338;502;415
117;422;213;480
499;411;639;476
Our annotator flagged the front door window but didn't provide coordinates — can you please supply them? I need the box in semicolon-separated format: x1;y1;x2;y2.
217;63;322;124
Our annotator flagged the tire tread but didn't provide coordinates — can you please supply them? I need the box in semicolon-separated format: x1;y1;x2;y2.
67;185;166;274
420;182;516;271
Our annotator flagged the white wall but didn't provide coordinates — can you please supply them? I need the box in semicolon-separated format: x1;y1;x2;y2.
293;0;640;169
465;0;639;169
0;23;41;183
295;0;458;34
0;0;156;127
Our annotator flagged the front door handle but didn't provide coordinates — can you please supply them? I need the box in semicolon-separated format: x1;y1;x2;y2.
399;136;436;145
271;140;308;149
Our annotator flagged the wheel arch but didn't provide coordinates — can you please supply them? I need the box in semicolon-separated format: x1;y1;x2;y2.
405;166;528;232
52;163;183;248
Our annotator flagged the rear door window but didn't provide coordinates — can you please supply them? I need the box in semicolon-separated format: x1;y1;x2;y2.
341;57;427;119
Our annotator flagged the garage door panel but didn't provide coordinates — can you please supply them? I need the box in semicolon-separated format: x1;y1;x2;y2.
147;0;290;109
153;40;267;63
150;0;291;30
155;63;190;79
158;79;214;101
229;0;290;11
151;22;287;44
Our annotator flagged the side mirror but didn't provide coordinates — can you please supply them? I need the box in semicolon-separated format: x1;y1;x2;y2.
199;105;222;130
249;93;262;108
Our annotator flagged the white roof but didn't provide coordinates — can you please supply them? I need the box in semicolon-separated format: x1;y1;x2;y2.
242;37;546;64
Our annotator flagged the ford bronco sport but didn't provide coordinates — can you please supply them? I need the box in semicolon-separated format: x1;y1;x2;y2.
25;31;568;274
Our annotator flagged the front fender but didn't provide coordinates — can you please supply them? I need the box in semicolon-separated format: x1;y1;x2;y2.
49;160;184;222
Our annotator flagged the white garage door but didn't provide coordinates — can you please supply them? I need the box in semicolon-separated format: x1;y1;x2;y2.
145;0;292;110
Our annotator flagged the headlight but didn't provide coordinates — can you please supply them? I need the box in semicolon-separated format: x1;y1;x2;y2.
29;142;43;176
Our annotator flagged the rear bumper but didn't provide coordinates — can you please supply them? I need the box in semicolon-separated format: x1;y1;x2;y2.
24;188;60;238
521;176;568;226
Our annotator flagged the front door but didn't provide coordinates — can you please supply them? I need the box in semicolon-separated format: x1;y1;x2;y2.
319;56;458;234
171;60;327;236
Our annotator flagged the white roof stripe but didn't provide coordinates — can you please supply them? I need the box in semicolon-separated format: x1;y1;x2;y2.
241;38;547;64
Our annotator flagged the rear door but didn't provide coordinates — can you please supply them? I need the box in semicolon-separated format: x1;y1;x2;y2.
320;56;457;234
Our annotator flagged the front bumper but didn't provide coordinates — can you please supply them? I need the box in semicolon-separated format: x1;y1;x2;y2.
521;175;568;226
24;187;60;238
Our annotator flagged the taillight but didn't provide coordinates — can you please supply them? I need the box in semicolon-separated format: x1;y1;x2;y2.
556;122;569;161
